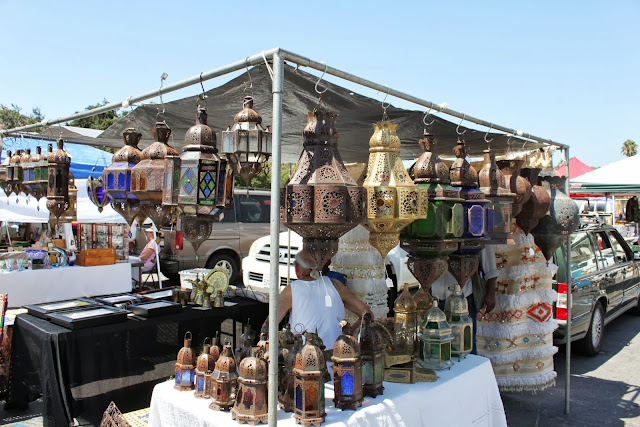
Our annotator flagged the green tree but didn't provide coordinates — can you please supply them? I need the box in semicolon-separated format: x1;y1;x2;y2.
621;139;637;157
68;98;122;131
0;104;46;131
233;162;294;189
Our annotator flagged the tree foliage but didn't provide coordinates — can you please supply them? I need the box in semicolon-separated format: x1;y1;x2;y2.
68;98;123;131
233;162;294;189
0;104;46;131
621;139;637;157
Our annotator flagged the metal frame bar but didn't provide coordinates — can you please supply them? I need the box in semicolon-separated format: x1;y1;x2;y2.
564;147;572;414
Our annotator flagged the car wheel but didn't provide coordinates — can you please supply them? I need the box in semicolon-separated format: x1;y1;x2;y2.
578;301;604;356
206;253;239;284
630;292;640;316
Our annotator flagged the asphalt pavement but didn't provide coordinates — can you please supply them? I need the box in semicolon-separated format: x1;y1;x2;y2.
502;312;640;426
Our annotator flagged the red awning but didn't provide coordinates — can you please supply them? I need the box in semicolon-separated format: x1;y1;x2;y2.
555;157;594;179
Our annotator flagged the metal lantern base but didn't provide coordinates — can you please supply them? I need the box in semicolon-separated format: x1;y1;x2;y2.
294;413;326;427
231;409;268;425
209;401;234;411
333;397;362;411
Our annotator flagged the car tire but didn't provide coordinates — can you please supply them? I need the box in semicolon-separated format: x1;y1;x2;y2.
206;253;239;284
578;301;605;356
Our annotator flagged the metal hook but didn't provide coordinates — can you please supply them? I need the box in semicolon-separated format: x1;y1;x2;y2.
455;114;467;136
156;72;168;122
196;73;207;108
244;58;254;95
484;123;494;145
423;107;435;126
380;86;391;121
314;63;328;95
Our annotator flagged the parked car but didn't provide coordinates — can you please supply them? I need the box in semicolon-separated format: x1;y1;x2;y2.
158;188;276;284
554;223;640;355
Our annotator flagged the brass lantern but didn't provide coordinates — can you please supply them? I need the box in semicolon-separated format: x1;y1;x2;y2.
417;297;454;370
293;332;326;426
18;149;33;199
363;121;418;258
7;149;24;197
22;147;48;203
46;139;72;221
50;172;77;223
444;284;473;359
413;285;433;326
280;333;302;412
221;96;272;187
281;110;367;268
195;338;216;398
87;174;112;213
0;150;12;197
131;121;178;228
393;283;417;355
210;344;239;411
478;147;514;244
332;321;363;411
359;313;385;397
231;347;268;424
175;332;196;391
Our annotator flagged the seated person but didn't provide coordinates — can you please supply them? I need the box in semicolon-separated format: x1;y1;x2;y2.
139;228;160;273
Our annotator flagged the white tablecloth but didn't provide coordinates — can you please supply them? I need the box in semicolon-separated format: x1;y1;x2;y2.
0;262;132;307
149;354;506;427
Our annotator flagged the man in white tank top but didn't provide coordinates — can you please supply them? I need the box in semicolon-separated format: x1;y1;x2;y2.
269;250;373;350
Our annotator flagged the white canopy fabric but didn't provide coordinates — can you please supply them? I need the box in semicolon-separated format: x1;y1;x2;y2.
0;179;125;223
570;154;640;195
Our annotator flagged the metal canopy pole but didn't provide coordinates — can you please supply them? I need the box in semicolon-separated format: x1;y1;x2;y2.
564;147;572;414
267;50;284;427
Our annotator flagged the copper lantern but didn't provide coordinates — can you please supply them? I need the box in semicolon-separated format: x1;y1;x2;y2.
332;321;363;410
50;172;77;223
210;344;239;411
6;149;24;197
195;338;216;398
221;96;272;187
281;110;367;268
46;138;72;221
359;312;385;397
232;347;269;424
205;336;221;397
417;297;454;370
444;284;473;359
293;332;326;426
478;147;514;244
280;333;302;412
175;332;196;391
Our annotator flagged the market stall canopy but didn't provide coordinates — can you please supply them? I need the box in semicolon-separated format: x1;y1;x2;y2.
571;154;640;195
98;65;546;163
554;157;593;179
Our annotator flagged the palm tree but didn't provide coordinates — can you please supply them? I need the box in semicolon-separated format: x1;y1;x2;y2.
621;139;637;157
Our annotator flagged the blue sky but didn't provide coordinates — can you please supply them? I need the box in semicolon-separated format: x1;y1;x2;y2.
1;0;638;168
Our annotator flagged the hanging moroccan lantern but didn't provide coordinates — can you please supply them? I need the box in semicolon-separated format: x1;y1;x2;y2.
22;147;48;202
131;121;178;228
280;333;302;412
50;172;77;223
359;312;385;397
516;167;550;235
210;344;239;411
293;331;326;426
417;297;454;370
393;283;417;355
0;150;12;197
496;159;531;217
231;347;268;424
478;148;515;244
332;321;363;411
363;121;418;258
195;338;216;398
174;332;196;391
87;174;111;213
281;110;367;268
221;96;272;187
19;149;33;198
46;139;72;221
444;284;473;359
7;149;24;197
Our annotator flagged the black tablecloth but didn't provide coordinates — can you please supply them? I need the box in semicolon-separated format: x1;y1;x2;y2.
5;298;268;426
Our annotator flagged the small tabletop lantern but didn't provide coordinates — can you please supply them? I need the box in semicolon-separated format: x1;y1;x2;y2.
195;338;216;398
46;138;72;222
280;333;302;412
210;344;239;411
293;332;326;426
359;313;385;397
175;332;196;391
257;329;269;362
394;283;417;355
205;336;221;398
332;321;363;411
232;347;268;424
413;286;432;327
444;284;473;359
418;297;454;370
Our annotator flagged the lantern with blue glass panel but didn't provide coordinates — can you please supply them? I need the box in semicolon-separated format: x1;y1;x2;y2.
293;332;326;426
210;344;239;411
195;338;215;398
332;321;363;411
478;147;514;244
87;174;111;213
174;332;196;391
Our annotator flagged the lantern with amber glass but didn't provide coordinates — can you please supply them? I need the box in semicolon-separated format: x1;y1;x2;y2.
280;333;302;412
478;147;514;244
280;110;367;268
175;332;196;391
50;172;77;223
46;139;72;221
417;297;454;370
359;313;385;397
232;347;268;424
221;96;271;187
23;147;49;203
210;344;239;411
293;332;326;426
444;284;473;359
195;338;216;398
394;283;418;355
332;321;363;411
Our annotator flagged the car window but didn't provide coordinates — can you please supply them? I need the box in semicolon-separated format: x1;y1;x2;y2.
570;232;599;276
222;204;236;223
607;230;630;262
594;231;616;269
237;195;271;223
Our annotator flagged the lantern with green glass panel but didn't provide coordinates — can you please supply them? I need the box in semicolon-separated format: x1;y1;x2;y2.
444;284;473;359
417;297;454;370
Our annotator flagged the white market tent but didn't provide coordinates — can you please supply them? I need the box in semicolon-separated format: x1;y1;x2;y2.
571;154;640;195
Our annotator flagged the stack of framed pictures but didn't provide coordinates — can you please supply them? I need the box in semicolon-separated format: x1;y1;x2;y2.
128;300;181;317
25;299;128;330
95;293;143;309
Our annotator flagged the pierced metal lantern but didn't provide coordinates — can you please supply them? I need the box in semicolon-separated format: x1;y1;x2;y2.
210;344;239;411
516;167;551;235
359;313;385;397
236;325;256;366
417;297;454;370
22;147;48;202
232;347;268;424
7;150;24;197
257;331;269;363
281;110;367;268
280;333;302;412
87;174;111;213
46;139;72;221
332;322;363;411
293;332;326;426
478;148;515;244
131;121;178;228
175;332;196;391
195;338;216;398
413;285;433;327
363;121;418;258
50;172;77;223
221;96;272;187
0;150;13;197
205;337;222;397
394;283;417;355
444;284;473;359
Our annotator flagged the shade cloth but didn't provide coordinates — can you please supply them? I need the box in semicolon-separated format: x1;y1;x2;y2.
149;354;507;427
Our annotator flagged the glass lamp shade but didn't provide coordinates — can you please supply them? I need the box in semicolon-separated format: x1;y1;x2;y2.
22;147;48;201
231;347;268;425
221;96;272;187
50;172;77;223
417;299;454;370
363;121;419;258
359;313;385;397
332;323;363;410
46;139;72;221
478;148;515;244
281;110;367;268
195;341;216;399
444;284;473;359
280;334;302;412
293;334;326;426
210;344;239;411
87;175;111;213
175;332;196;391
